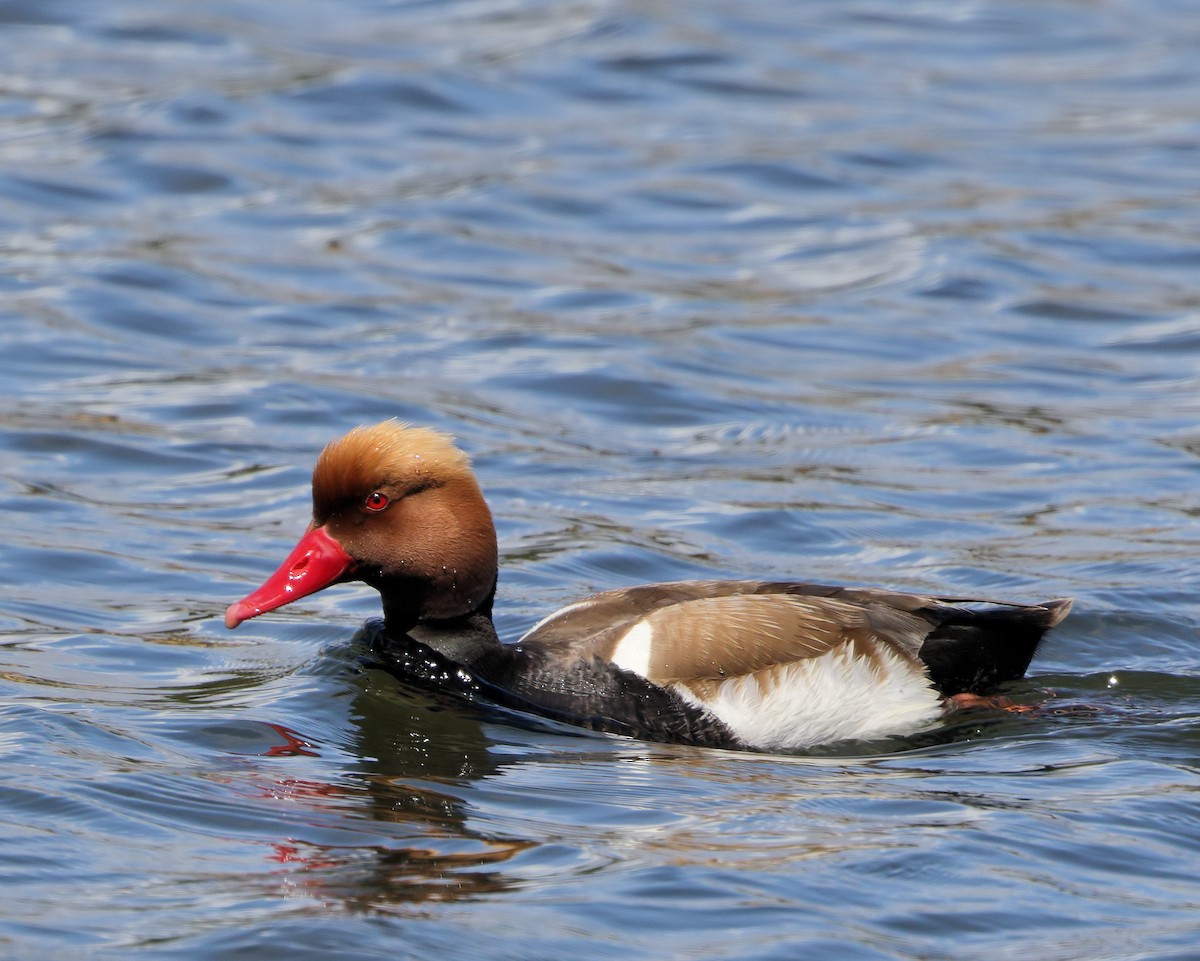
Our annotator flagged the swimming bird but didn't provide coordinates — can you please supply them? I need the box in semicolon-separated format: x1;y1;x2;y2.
225;421;1072;751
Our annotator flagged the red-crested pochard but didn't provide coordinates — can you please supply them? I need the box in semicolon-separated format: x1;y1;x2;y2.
225;421;1072;751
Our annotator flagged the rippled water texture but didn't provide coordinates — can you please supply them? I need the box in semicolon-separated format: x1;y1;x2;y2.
2;1;1200;958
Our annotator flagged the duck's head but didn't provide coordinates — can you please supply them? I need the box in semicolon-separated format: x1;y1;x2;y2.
225;421;498;633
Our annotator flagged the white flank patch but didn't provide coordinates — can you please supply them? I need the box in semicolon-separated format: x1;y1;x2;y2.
673;644;943;751
609;620;655;679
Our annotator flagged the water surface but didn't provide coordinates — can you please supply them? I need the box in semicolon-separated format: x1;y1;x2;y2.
2;1;1200;958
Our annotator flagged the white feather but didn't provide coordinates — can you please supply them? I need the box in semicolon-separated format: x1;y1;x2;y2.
673;643;942;750
609;620;655;679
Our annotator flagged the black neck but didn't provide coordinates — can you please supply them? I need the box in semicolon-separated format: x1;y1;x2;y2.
406;610;504;668
379;574;499;651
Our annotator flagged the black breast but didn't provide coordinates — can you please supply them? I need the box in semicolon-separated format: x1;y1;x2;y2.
363;620;742;748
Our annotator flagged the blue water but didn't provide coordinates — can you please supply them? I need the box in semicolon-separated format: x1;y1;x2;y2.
3;0;1200;958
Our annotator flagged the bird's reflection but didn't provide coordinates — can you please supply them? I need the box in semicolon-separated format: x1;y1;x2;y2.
244;621;546;907
237;624;1107;909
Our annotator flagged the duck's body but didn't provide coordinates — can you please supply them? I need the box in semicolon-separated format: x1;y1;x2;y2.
225;422;1072;751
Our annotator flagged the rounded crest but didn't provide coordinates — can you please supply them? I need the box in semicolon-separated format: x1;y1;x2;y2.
312;420;471;519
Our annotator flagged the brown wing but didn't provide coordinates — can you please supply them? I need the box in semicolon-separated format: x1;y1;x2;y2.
517;580;1070;706
602;592;935;684
515;580;761;652
518;580;942;680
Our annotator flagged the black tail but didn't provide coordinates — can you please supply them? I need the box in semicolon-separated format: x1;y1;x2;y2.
918;598;1072;696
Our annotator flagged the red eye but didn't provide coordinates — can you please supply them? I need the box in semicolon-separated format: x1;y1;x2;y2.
363;491;390;512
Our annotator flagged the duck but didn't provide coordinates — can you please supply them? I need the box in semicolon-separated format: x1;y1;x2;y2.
224;420;1072;751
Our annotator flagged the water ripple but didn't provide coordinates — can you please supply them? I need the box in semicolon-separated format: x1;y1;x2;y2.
3;0;1200;958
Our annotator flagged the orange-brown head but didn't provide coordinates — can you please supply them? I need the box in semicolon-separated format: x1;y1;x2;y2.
225;421;498;632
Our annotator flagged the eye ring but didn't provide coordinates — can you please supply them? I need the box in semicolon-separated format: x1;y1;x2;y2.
363;491;390;513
